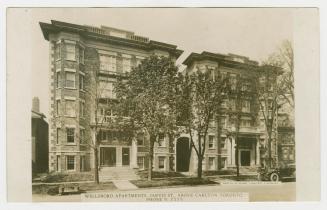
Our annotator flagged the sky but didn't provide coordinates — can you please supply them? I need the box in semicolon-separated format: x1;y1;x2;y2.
8;8;293;118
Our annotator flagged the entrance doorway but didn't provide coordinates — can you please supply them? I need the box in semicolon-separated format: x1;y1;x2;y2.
176;137;191;172
240;150;251;166
122;147;130;166
100;147;116;166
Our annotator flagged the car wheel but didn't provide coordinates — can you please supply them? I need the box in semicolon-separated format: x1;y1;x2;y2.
270;172;279;182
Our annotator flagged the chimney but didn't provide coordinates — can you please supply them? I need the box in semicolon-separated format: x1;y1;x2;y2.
32;97;40;113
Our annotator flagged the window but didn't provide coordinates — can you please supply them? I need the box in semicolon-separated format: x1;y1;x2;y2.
79;75;84;90
242;100;251;113
66;155;75;170
79;47;84;64
242;82;251;92
137;133;144;146
65;72;76;88
219;117;227;128
66;128;75;143
79;101;84;117
209;135;215;149
136;58;143;67
56;128;60;144
282;147;295;161
202;157;206;170
220;138;226;149
209;157;215;170
56;155;60;171
56;72;61;88
55;44;61;60
221;99;228;108
80;156;85;171
56;100;61;116
65;44;75;61
99;81;116;99
123;58;131;73
65;100;76;116
158;157;165;169
229;99;236;110
80;129;85;144
220;157;226;169
158;133;165;147
99;55;116;72
289;148;295;161
137;156;145;169
230;74;237;90
241;119;252;127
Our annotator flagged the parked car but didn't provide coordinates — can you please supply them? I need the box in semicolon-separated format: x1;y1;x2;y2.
257;163;296;182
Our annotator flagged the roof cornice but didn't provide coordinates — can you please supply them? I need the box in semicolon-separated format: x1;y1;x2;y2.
39;20;183;58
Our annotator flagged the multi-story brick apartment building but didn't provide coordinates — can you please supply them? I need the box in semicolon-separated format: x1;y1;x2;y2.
182;52;266;172
40;20;283;175
40;20;183;173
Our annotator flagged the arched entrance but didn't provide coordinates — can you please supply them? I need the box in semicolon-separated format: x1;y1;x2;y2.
176;137;191;172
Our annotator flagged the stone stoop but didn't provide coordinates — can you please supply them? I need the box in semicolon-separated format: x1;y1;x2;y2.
99;167;140;181
239;166;259;175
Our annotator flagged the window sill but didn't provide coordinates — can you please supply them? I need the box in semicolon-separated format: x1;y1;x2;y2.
65;59;76;62
64;115;77;118
208;147;216;150
64;87;77;90
66;143;77;146
79;89;86;93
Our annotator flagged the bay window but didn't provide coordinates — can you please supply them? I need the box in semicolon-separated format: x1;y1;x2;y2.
65;72;76;88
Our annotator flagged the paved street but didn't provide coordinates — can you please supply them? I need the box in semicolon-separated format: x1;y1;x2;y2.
33;182;296;202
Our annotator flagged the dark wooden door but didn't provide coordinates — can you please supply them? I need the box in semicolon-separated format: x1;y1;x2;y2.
176;138;191;172
100;147;116;166
122;148;130;166
240;151;251;166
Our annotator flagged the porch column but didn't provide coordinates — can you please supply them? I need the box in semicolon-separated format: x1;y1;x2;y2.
251;140;256;166
131;138;138;168
231;137;236;166
256;138;260;166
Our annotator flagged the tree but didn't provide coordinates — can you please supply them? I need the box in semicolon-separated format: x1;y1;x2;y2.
255;40;294;168
263;40;294;108
115;55;180;181
254;65;284;168
84;48;133;184
177;69;229;178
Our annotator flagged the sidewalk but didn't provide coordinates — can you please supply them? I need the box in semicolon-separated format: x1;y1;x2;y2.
112;180;138;190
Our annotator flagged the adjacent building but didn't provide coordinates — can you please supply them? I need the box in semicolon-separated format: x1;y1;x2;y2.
32;97;49;174
181;52;263;172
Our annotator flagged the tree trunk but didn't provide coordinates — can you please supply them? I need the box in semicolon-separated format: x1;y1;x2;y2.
94;147;99;184
147;135;155;181
235;134;240;177
268;134;272;168
197;156;203;179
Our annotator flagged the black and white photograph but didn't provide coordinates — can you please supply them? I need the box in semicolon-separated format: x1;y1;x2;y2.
3;5;322;205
